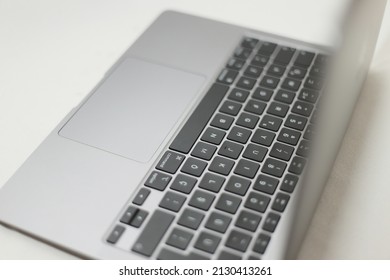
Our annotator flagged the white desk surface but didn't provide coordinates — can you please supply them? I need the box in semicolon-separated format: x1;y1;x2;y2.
1;0;390;259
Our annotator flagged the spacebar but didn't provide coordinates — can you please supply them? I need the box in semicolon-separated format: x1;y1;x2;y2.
169;83;229;153
131;210;174;257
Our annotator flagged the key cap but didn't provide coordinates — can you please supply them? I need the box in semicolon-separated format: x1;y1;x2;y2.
314;54;329;65
260;75;280;89
304;76;323;90
274;90;295;104
252;87;273;101
304;124;314;140
170;83;228;153
263;212;280;232
210;113;234;130
292;101;314;117
194;232;221;254
289;156;306;174
234;46;252;59
281;77;301;92
209;156;235;175
225;175;251;196
272;192;290;212
237;76;256;90
189;190;215;211
120;206;138;224
235;210;261;232
251;128;275;146
297;139;310;157
226;57;245;70
236;112;259;129
157;248;209;260
241;37;259;49
166;228;193;250
267;102;289;118
234;159;260;179
244;65;262;78
251;54;269;67
201;127;226;145
205;211;232;233
227;126;252;144
274;46;295;65
285;114;307;131
310;64;326;76
217;69;238;85
261;158;287;177
156;151;185;174
288;66;306;80
199;172;225;193
181;157;207;177
259;115;283;132
248;255;261;260
258;41;276;56
280;173;299;193
228;88;250;102
218;140;244;159
270;142;294;161
107;225;125;244
130;210;148;228
132;188;151;206
159;191;186;212
299;88;319;103
178;208;204;230
294;50;315;68
253;233;271;254
245;192;270;213
191;141;217;160
144;171;172;191
226;230;252;252
267;64;285;77
278;128;301;146
170;174;197;194
254;174;279;195
243;143;267;162
215;193;242;214
244;99;267;115
218;251;241;260
132;210;174;257
220;100;242;116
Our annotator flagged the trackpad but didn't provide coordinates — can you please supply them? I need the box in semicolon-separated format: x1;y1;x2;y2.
59;57;205;162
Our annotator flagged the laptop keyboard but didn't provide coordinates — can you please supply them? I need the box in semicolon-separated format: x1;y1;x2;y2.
106;37;326;259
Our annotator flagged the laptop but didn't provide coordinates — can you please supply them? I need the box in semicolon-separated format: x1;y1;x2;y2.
0;0;386;259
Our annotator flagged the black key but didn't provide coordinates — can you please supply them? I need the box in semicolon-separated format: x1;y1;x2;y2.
267;64;285;77
263;212;280;232
166;228;193;250
294;50;315;68
144;171;172;191
259;115;283;132
170;83;228;153
310;64;326;76
218;251;241;260
237;76;256;90
292;101;314;117
156;151;185;174
170;174;197;194
132;188;151;206
278;128;301;146
205;211;232;233
254;174;279;195
248;255;261;260
130;210;148;228
251;54;269;67
289;156;306;175
178;208;205;230
201;127;226;145
304;124;314;140
272;192;290;212
235;210;261;232
189;190;215;211
225;175;251;196
260;75;280;89
244;65;262;78
217;68;238;85
159;191;186;212
234;46;252;59
234;159;260;179
267;102;289;118
251;128;275;146
120;206;138;224
236;112;259;129
274;46;295;65
215;193;242;214
245;192;270;213
285;114;307;131
314;54;329;65
241;37;259;49
304;76;323;90
132;210;174;257
280;173;299;193
191;142;217;161
210;113;234;130
199;172;225;193
288;66;307;80
258;41;276;56
253;233;271;254
209;156;235;175
228;88;250;103
298;88;319;103
281;77;301;92
218;140;244;159
158;248;209;260
252;87;273;101
181;157;207;177
226;230;252;252
194;231;221;254
262;158;287;178
220;100;242;116
107;225;125;244
244;99;267;115
227;126;252;144
243;143;267;163
275;90;295;104
297;139;310;157
270;142;294;161
226;57;245;71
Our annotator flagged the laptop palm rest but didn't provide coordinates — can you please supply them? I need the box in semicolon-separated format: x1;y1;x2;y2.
59;57;205;162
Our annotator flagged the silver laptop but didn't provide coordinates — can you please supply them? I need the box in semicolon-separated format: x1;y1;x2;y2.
0;0;386;259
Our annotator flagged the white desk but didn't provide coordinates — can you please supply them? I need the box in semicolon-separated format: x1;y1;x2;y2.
1;0;390;259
